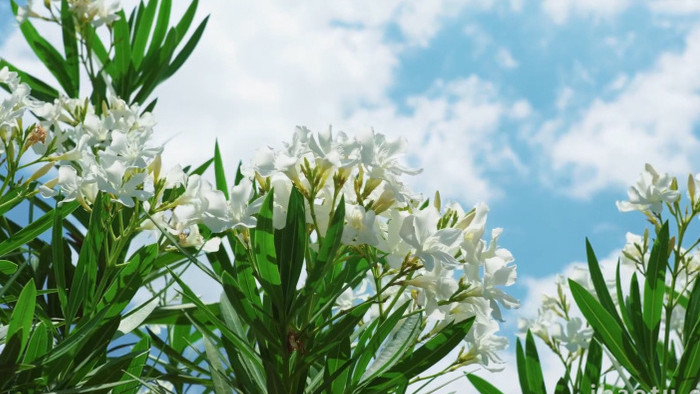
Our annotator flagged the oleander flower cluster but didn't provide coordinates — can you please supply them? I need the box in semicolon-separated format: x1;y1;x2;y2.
17;0;121;27
518;268;595;357
246;126;519;370
519;163;700;390
2;65;518;379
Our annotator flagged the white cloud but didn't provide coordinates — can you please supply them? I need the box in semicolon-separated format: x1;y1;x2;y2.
136;2;526;205
0;0;525;303
344;76;528;203
540;24;700;198
541;0;629;24
647;0;700;14
495;47;519;69
555;86;574;111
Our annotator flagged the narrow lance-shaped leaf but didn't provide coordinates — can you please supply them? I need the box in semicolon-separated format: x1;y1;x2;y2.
276;186;306;314
6;278;36;356
250;191;283;306
163;16;209;80
60;0;79;96
569;279;651;389
516;338;531;394
643;222;668;371
467;373;505;394
112;336;150;394
684;273;700;346
214;140;229;199
585;238;624;327
579;334;603;394
363;317;475;392
131;0;158;68
52;205;69;312
0;201;78;258
325;335;351;394
524;330;547;394
65;194;107;327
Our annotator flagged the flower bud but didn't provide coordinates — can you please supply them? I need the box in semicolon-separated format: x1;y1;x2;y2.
26;162;54;183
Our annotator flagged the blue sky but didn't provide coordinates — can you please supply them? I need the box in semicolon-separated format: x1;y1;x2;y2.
3;0;700;390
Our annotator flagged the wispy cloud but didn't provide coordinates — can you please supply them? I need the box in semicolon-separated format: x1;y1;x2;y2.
538;23;700;198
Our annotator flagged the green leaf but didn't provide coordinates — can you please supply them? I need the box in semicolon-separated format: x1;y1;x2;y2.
672;317;700;393
0;259;17;275
626;273;646;359
221;271;275;344
316;196;345;267
524;330;546;394
554;378;571;394
363;317;475;392
219;293;266;393
168;271;267;365
467;373;504;394
672;271;700;394
251;191;282;305
615;261;635;339
189;157;214;176
296;197;345;313
66;194;107;326
113;336;150;394
117;296;160;336
569;279;650;388
350;301;411;385
214;140;229;199
0;201;78;258
579;335;602;394
585;239;624;327
312;302;373;362
22;321;49;364
7;278;36;356
684;274;700;346
97;244;157;325
325;335;351;394
163;16;209;80
41;308;109;365
202;331;231;394
643;222;668;366
173;0;198;41
276;186;306;313
516;338;530;394
112;10;132;92
131;0;157;69
60;0;79;96
142;302;221;325
146;0;171;56
52;204;69;312
144;327;211;376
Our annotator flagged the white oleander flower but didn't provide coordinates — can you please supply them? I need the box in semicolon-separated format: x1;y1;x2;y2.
463;319;509;371
620;232;647;268
458;202;489;266
616;163;679;214
94;161;151;208
342;204;381;246
201;178;262;233
40;165;97;206
69;0;121;27
399;207;461;271
482;242;519;321
550;317;593;352
404;265;458;319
